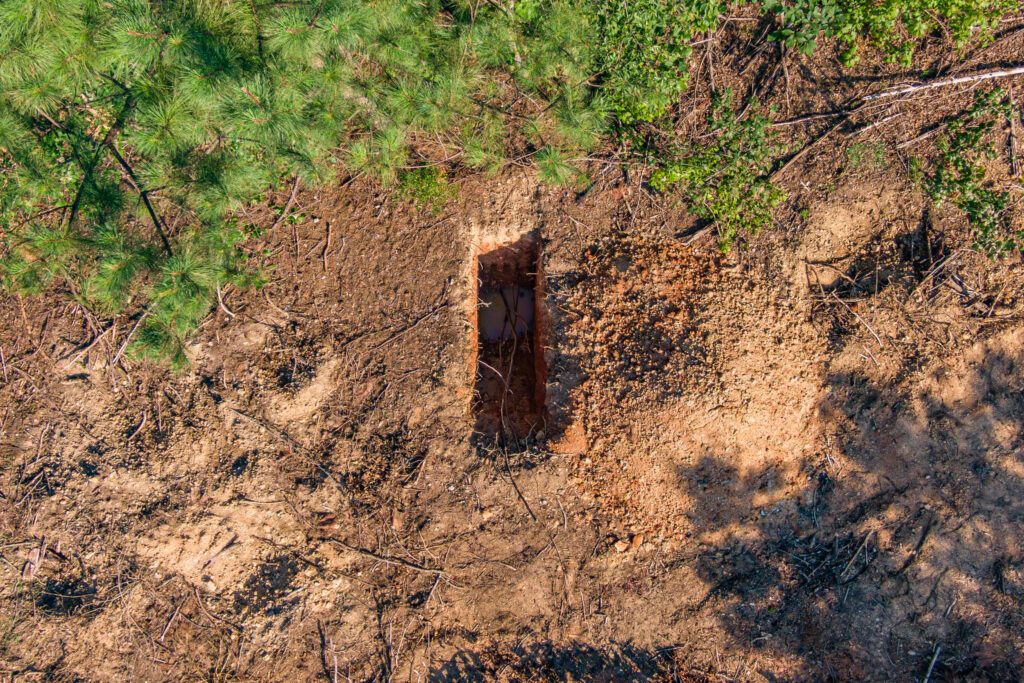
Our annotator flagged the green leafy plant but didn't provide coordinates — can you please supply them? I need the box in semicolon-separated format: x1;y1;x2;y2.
595;0;725;123
845;141;889;173
396;167;456;214
650;90;787;251
765;0;1015;65
922;88;1020;257
763;0;843;56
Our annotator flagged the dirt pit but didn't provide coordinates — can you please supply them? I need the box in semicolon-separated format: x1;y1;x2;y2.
472;233;548;441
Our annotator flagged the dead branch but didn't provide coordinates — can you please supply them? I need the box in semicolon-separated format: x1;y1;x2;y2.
223;405;346;491
772;118;847;180
831;292;884;348
270;177;301;232
1010;90;1021;177
863;64;1024;103
328;538;445;575
890;515;934;576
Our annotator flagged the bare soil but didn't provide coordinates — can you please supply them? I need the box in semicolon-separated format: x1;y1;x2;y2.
3;15;1024;682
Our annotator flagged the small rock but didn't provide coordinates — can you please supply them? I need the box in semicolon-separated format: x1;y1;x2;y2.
613;539;630;553
630;534;643;550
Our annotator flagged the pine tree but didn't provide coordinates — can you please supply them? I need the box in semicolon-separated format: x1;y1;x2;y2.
6;0;917;364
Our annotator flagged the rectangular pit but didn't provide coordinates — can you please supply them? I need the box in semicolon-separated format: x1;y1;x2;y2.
472;234;547;440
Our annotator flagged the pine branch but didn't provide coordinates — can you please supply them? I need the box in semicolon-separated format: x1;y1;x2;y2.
248;0;265;59
104;142;174;256
67;96;135;230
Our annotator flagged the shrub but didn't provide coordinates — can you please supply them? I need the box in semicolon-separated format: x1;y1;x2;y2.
921;88;1020;257
396;167;456;214
650;90;787;251
595;0;726;123
765;0;1015;65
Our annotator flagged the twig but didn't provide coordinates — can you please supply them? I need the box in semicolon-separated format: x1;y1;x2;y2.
839;530;875;579
126;412;147;442
216;287;236;319
224;406;344;490
263;289;293;319
502;447;537;522
923;643;942;683
11;366;39;393
192;587;241;632
160;602;181;642
772;110;848;127
1010;90;1021;178
328;538;445;575
201;534;238;570
772;118;847;180
270;177;301;232
371;295;449;351
898;123;947;149
0;346;7;383
322;221;332;272
863;64;1024;102
890;515;934;576
847;112;903;138
831;292;884;348
63;322;115;367
112;309;150;365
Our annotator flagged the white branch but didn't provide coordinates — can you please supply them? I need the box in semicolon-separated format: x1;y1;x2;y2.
864;65;1024;102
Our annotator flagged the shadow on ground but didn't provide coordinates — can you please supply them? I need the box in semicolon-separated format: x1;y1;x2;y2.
429;641;710;682
673;339;1024;679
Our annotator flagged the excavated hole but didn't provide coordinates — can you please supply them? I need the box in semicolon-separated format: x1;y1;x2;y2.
472;234;547;441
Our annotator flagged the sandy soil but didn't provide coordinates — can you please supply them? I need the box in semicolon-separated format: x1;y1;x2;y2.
2;16;1024;683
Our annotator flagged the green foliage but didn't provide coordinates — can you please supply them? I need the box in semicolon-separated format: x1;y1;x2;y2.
845;141;889;173
764;0;843;56
921;88;1020;257
534;146;584;187
765;0;1015;65
650;90;787;252
595;0;725;123
0;0;626;364
396;166;456;214
9;0;1016;365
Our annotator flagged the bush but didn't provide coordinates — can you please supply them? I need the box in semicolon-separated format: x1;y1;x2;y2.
765;0;1015;65
595;0;726;123
921;88;1020;257
650;90;787;251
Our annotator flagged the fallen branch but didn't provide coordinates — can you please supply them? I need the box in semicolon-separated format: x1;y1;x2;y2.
224;405;345;491
1010;90;1021;178
62;321;115;367
831;292;884;348
270;177;301;232
863;64;1024;103
328;538;445;575
771;118;847;180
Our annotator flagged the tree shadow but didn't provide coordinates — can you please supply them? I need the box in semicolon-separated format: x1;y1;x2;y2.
429;641;707;682
671;341;1024;679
